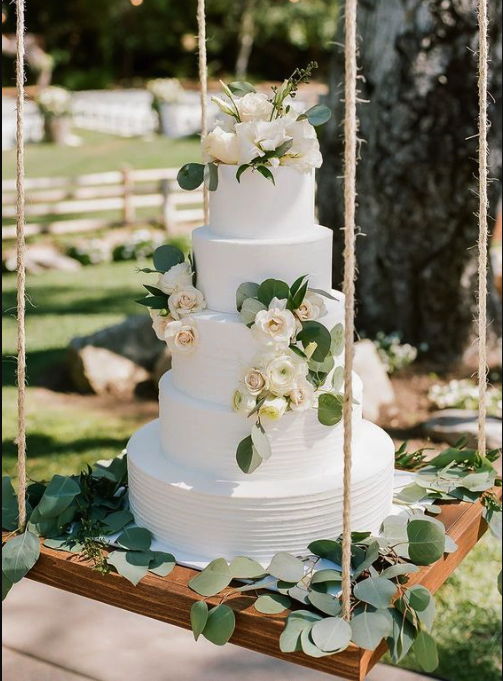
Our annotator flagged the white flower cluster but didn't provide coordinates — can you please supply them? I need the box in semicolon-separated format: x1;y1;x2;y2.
36;87;72;118
150;262;206;354
147;78;184;104
429;379;503;418
373;332;419;374
204;92;322;173
233;293;327;421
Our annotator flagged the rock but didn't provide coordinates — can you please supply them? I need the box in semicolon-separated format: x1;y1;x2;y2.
67;346;151;397
69;315;165;371
3;244;81;274
353;340;397;422
423;409;503;451
152;348;172;386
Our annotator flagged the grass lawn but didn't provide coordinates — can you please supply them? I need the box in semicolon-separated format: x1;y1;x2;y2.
2;263;502;681
2;128;201;180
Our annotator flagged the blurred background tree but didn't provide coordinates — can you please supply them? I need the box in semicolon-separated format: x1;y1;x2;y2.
1;0;339;89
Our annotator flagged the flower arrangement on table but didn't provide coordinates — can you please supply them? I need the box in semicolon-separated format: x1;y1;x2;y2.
36;86;72;119
136;244;206;355
232;278;345;474
177;62;332;192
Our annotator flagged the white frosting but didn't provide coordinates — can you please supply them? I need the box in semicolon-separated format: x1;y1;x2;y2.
171;293;345;406
159;372;363;483
210;166;316;239
128;419;395;565
193;225;333;314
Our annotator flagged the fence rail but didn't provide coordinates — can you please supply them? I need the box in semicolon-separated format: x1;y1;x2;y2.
2;167;204;240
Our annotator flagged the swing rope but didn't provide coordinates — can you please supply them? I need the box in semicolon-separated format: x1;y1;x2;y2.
341;0;359;622
477;0;490;459
15;0;28;531
198;0;210;225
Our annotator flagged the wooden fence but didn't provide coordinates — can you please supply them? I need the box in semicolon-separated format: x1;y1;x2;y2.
1;168;204;240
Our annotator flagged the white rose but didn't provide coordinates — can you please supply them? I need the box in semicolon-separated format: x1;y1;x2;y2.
259;396;288;421
235;119;290;165
262;351;309;397
202;126;240;165
157;262;193;295
236;93;274;122
289;379;316;413
252;298;297;349
295;291;327;322
281;118;322;172
165;318;200;354
168;286;206;320
243;368;268;396
232;389;257;416
150;309;172;342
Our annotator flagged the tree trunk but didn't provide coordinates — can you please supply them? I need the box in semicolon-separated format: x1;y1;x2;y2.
318;0;502;365
236;0;257;79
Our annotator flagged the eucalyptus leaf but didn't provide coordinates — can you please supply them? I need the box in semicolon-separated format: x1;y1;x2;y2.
2;571;13;601
228;81;257;97
189;558;232;597
149;552;176;577
255;594;292;615
404;585;432;612
153;245;186;274
298;321;332;362
299;104;332;127
267;553;305;583
257;279;290;308
330;323;345;357
387;608;417;664
117;527;153;552
204;162;219;192
353;577;398;609
308;591;342;617
318;393;344;427
43;537;85;554
407;519;446;566
2;477;19;532
107;551;150;586
380;563;420;580
310;569;343;586
332;366;345;392
103;509;135;534
236;282;259;312
351;608;393;651
300;627;333;658
308;539;342;564
280;612;322;654
229;556;266;580
311;617;352;653
2;531;40;584
27;506;61;539
37;475;81;520
177;163;205;191
396;484;429;505
203;605;236;646
191;601;209;641
414;631;439;673
240;298;267;326
251;423;272;462
236;436;263;475
287;584;311;605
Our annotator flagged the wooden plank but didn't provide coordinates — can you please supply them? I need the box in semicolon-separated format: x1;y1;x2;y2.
2;171;124;192
3;499;490;681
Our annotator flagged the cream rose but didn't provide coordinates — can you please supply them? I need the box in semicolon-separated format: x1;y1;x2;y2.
262;351;309;397
168;286;206;320
165;318;199;354
259;396;288;421
281;118;322;172
236;93;274;122
202;126;240;165
235;119;290;166
232;389;257;416
157;262;193;296
243;368;268;396
150;309;172;342
289;379;316;413
295;291;327;322
252;298;297;349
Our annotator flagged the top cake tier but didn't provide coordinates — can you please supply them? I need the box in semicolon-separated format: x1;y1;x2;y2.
209;166;316;239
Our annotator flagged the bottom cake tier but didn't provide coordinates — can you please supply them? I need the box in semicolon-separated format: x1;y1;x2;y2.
127;420;395;566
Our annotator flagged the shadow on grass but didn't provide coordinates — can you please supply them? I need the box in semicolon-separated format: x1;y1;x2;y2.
2;286;137;318
2;433;129;462
2;350;66;389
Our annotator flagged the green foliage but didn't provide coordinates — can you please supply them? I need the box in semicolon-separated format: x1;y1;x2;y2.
236;436;263;475
36;475;81;519
257;279;290;307
2;531;41;585
177;163;205;191
190;601;209;642
299;104;332;127
318;393;344;427
189;558;232;597
203;605;236;646
255;594;292;615
153;245;186;274
267;553;305;583
117;527;153;552
311;617;352;653
297;321;332;362
2;477;19;532
353;577;398;609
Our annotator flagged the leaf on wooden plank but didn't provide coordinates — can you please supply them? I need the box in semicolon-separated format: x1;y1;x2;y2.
36;475;81;519
267;553;305;583
353;577;398;609
2;531;41;584
311;617;352;653
203;605;236;646
189;558;232;597
255;594;292;615
190;601;209;641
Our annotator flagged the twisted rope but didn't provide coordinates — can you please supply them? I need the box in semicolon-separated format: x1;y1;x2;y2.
477;0;489;458
15;0;28;530
197;0;210;225
342;0;359;622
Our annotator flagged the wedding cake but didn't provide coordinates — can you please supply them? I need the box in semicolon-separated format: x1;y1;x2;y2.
128;71;395;565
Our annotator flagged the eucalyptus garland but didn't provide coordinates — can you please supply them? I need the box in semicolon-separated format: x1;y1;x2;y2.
2;441;501;675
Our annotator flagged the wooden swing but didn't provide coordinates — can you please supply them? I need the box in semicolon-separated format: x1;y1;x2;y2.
5;1;497;680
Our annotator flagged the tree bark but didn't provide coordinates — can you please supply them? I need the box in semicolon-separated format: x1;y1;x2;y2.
318;0;502;365
236;0;257;79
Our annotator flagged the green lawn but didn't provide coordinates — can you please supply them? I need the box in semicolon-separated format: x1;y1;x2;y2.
2;129;201;180
2;254;502;681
